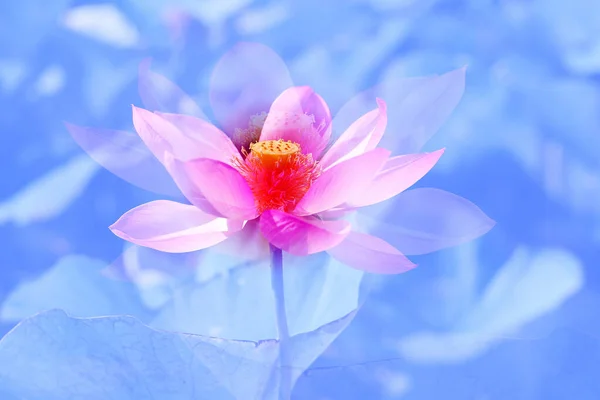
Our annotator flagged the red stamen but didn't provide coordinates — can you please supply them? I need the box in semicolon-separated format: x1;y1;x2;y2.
234;139;321;213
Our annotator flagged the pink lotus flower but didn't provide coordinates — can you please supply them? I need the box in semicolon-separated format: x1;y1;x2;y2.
73;43;494;274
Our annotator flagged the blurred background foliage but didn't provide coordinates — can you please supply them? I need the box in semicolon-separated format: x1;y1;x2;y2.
1;0;599;398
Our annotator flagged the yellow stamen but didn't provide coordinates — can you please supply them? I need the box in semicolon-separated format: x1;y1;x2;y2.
249;140;300;166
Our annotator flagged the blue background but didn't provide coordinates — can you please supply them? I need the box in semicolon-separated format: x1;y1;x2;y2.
1;0;599;398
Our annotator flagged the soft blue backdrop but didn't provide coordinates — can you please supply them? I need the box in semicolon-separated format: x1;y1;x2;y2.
1;0;599;398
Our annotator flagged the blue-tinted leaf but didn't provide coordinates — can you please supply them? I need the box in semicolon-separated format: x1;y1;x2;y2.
0;255;149;323
0;308;356;399
0;310;244;400
398;247;584;363
151;251;364;340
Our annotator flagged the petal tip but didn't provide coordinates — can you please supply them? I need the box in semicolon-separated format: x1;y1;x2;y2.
108;222;119;234
484;217;497;230
375;97;388;112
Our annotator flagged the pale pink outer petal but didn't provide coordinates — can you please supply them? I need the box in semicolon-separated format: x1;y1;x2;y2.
260;86;332;158
347;148;445;207
260;210;351;256
65;123;183;197
174;157;258;220
356;188;496;255
331;76;432;146
319;99;387;170
294;148;390;216
138;58;206;119
131;105;191;163
209;42;294;135
156;112;239;163
331;69;465;155
328;232;416;274
133;106;234;164
378;68;466;154
109;200;244;253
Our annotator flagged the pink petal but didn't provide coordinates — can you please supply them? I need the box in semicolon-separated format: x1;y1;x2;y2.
348;149;445;207
156;112;239;163
209;42;293;136
294;148;390;216
133;106;235;164
260;86;332;158
320;99;387;170
65;123;182;197
132;105;194;163
109;200;243;253
174;157;258;220
138;58;206;118
162;153;221;216
328;232;416;274
356;188;495;255
260;210;351;256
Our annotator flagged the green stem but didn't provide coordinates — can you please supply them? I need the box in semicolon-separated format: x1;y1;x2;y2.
270;244;291;400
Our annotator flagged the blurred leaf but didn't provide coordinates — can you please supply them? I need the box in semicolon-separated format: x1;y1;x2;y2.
0;0;71;57
0;155;99;226
63;4;140;48
0;255;149;322
398;247;584;363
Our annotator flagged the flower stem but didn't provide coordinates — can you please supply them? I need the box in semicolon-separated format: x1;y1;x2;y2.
270;244;292;400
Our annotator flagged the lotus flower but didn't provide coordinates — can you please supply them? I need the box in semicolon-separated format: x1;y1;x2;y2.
74;43;493;275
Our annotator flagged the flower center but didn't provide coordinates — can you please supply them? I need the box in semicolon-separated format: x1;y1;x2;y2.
249;139;300;165
234;139;320;214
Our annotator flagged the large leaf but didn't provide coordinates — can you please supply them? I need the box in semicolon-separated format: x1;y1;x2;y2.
0;308;356;399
